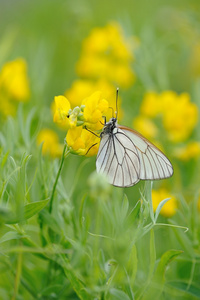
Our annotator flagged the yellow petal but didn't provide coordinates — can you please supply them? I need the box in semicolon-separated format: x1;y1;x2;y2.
53;95;71;126
66;126;100;156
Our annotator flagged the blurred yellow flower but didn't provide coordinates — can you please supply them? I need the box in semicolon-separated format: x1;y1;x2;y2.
162;92;198;142
0;58;30;117
76;22;135;88
152;188;177;217
140;90;198;143
139;91;161;118
173;141;200;161
66;126;99;156
53;95;71;127
0;58;30;101
37;129;63;157
82;91;109;130
133;115;158;140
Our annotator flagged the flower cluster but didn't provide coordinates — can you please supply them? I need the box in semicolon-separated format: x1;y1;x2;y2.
64;22;136;124
140;91;198;143
76;22;136;89
173;141;200;161
64;79;123;123
0;58;30;117
52;91;109;157
50;22;136;157
133;90;199;161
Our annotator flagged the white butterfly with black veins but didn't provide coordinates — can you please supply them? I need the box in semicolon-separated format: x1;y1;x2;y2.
96;92;173;187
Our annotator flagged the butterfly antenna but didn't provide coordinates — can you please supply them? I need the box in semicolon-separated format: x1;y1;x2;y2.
115;87;119;119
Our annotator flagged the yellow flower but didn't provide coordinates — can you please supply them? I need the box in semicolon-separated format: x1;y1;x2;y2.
37;129;63;157
173;141;200;161
152;188;177;217
66;126;99;156
65;79;98;108
82;91;109;130
65;79;123;121
162;92;198;142
53;90;109;134
53;95;71;127
140;90;198;143
76;22;136;88
133;115;158;140
140;92;162;118
0;58;30;101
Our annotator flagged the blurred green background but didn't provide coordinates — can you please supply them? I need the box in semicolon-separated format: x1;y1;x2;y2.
0;0;200;299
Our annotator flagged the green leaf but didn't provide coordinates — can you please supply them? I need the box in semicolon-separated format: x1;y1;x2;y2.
127;244;137;283
18;104;35;147
148;229;156;281
24;108;36;146
110;288;131;300
153;250;183;283
154;198;170;222
144;181;154;222
39;284;65;297
5;199;49;224
1;150;9;168
169;220;195;256
122;194;129;217
0;231;21;244
59;255;90;300
167;281;200;298
39;209;62;234
0;208;13;224
127;200;141;222
141;250;183;300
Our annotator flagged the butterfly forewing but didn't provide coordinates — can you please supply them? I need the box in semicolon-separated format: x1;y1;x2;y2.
96;127;140;187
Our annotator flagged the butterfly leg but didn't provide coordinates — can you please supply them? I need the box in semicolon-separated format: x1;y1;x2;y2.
84;126;100;138
85;143;98;155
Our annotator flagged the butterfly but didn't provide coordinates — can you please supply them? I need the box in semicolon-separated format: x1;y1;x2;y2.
96;91;173;187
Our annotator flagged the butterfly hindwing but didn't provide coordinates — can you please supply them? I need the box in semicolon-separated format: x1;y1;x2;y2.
119;126;174;181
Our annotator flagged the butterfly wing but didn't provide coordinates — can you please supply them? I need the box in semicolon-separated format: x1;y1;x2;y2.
119;125;174;181
96;125;173;187
96;127;140;187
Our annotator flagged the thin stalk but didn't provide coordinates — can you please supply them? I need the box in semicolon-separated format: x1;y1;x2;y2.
49;144;68;213
12;242;22;300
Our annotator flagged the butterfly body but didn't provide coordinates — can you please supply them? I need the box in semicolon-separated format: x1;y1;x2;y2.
100;117;117;136
96;117;173;187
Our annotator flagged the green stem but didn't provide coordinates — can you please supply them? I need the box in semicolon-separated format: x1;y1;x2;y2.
49;144;68;213
12;241;22;300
